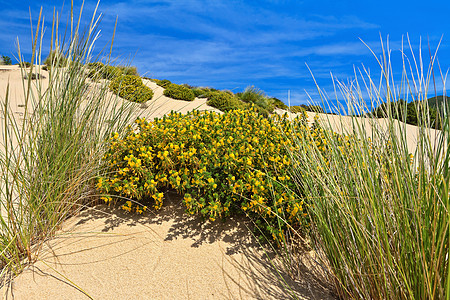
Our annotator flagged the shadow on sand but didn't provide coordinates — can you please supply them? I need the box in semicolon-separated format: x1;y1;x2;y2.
68;190;336;300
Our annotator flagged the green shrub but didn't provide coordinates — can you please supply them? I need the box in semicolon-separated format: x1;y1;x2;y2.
1;55;12;65
44;50;67;67
104;65;123;79
289;106;306;114
271;97;288;109
238;86;275;113
181;83;194;89
117;65;139;76
295;104;324;113
154;79;172;88
191;88;205;97
109;75;154;103
87;62;123;80
192;87;219;99
19;62;32;68
368;98;442;129
163;83;196;101
87;62;104;79
207;91;242;112
128;85;154;103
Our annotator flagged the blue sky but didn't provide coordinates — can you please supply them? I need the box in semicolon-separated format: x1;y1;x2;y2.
1;0;449;108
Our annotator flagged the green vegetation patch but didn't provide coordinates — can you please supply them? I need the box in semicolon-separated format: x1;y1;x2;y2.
44;50;68;68
237;86;275;113
271;97;288;110
109;74;154;103
163;83;196;101
154;79;172;88
206;91;243;112
87;62;126;80
368;98;443;129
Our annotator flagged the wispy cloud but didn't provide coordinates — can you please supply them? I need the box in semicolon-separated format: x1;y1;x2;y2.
1;0;448;105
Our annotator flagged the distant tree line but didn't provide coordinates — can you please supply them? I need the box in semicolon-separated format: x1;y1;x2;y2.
367;96;447;129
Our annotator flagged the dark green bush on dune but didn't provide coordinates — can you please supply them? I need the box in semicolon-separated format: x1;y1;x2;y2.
271;97;288;109
207;91;243;112
117;65;139;76
191;88;206;97
368;98;444;129
19;62;32;68
163;83;196;101
1;55;12;65
104;65;123;79
109;75;154;103
154;79;172;88
129;85;154;103
87;62;125;80
196;87;219;99
289;106;306;114
44;50;68;67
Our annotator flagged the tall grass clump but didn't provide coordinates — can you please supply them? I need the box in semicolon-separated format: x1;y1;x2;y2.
287;36;449;299
0;2;136;279
237;86;275;113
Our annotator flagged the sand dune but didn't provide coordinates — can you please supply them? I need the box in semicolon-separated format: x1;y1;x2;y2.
1;194;332;299
1;65;445;299
0;67;333;299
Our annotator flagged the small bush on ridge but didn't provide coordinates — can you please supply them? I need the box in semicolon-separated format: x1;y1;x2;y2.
44;50;67;67
207;91;243;112
1;55;12;65
87;62;125;80
117;65;139;76
289;106;305;114
191;88;206;97
271;97;288;110
154;79;172;88
109;75;154;103
238;86;275;113
19;62;32;68
163;83;196;101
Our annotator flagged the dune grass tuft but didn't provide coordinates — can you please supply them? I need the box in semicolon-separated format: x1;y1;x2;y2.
0;1;136;280
282;36;449;299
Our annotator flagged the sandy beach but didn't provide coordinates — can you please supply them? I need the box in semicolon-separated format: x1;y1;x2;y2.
1;193;333;299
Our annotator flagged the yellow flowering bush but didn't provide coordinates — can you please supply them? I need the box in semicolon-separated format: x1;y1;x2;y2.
97;109;334;242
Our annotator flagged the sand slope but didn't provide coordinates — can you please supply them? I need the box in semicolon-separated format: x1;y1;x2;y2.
1;194;333;299
0;67;333;299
